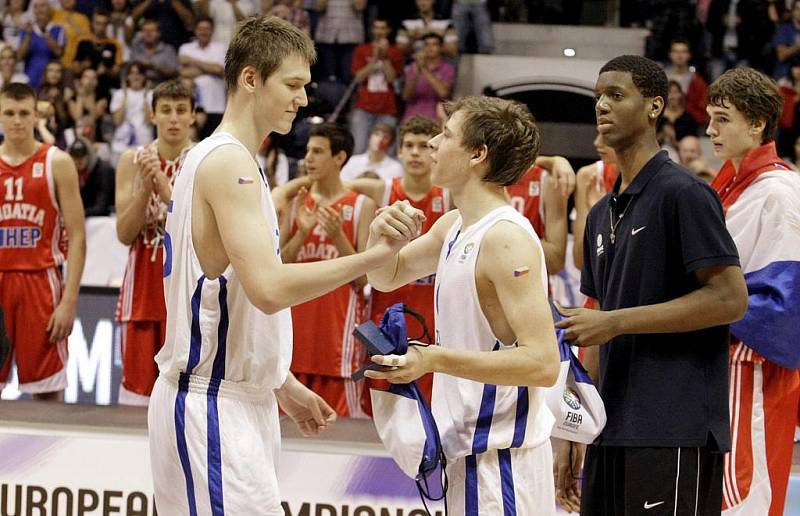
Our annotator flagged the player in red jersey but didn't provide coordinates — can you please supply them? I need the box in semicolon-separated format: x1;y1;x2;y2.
279;122;377;418
0;82;86;400
339;115;448;403
506;156;575;276
114;80;195;405
573;132;618;270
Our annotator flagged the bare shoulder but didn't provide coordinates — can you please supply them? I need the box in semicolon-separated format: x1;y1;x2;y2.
195;143;260;197
50;148;76;173
427;208;460;240
481;220;542;264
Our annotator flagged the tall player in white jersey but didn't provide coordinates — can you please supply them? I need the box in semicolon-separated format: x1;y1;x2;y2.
365;96;561;514
148;16;424;515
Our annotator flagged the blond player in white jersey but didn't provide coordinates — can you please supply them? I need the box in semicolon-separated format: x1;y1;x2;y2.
365;96;561;514
148;16;424;515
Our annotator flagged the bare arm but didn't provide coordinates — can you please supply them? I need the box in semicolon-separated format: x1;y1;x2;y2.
540;171;568;274
115;149;154;245
349;196;376;289
369;222;560;387
556;265;748;347
419;65;451;98
195;0;210;17
402;66;418;101
49;151;86;342
131;0;153;21
366;208;457;292
343;177;386;206
111;91;127;127
777;43;800;63
17;27;32;60
171;0;195;29
198;146;420;314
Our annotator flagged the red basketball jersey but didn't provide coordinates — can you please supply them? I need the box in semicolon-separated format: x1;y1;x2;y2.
0;144;64;271
599;161;617;193
371;178;450;341
290;190;369;377
116;143;184;322
506;165;546;238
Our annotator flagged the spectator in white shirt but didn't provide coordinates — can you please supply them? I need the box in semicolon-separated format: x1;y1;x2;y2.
194;0;254;46
340;122;403;180
178;16;226;138
110;61;153;161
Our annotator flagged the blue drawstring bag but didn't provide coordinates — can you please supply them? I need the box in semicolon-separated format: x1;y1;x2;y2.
545;301;607;444
352;303;447;514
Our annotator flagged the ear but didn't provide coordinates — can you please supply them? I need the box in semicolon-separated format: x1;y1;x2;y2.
751;118;767;141
470;144;489;167
650;96;665;121
238;65;258;93
334;149;348;168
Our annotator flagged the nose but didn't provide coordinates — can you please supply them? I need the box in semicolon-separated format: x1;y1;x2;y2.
297;88;308;108
595;96;609;116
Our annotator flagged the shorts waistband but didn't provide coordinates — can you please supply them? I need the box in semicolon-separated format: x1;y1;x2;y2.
159;373;275;403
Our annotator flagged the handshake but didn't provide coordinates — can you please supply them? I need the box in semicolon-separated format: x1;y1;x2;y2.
368;200;426;251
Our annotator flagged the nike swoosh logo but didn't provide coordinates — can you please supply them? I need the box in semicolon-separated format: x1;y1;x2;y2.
631;226;646;235
644;501;665;509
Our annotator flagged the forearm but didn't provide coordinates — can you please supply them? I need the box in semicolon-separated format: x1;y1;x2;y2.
611;282;746;336
541;239;565;275
61;230;86;304
365;232;402;290
280;229;308;263
256;246;390;313
402;75;417;101
421;69;449;98
424;345;558;387
381;60;398;82
330;232;367;288
116;190;150;245
179;65;202;79
353;61;375;83
172;1;195;28
112;105;126;126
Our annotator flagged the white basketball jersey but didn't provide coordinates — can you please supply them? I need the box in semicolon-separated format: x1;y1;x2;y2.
157;132;292;392
432;205;555;460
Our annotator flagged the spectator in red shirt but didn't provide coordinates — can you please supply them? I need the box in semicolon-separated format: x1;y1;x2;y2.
349;17;404;155
664;38;708;126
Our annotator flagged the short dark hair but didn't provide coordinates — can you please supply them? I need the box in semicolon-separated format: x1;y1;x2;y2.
308;122;354;165
0;82;37;103
708;67;783;144
141;18;159;28
224;15;316;93
444;96;541;187
670;38;691;51
398;115;440;146
420;32;444;45
92;7;110;19
600;55;669;115
151;79;195;111
196;15;214;27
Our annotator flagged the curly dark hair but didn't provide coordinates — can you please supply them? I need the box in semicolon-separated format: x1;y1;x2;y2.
397;115;440;147
708;67;783;144
444;96;540;187
600;55;669;110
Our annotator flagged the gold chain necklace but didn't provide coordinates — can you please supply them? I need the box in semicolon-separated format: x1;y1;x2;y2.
608;196;633;244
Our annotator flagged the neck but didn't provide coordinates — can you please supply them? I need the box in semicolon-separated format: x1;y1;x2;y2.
613;136;661;193
311;173;345;200
672;63;688;74
421;10;433;20
449;173;507;227
1;138;39;157
216;98;271;157
401;172;432;199
367;148;384;163
157;138;191;161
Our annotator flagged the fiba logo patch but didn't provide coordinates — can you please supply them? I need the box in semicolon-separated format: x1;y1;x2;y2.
596;233;604;257
432;197;443;213
32;162;44;178
342;205;353;221
528;181;540;197
563;387;582;410
459;242;475;263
